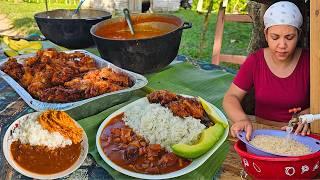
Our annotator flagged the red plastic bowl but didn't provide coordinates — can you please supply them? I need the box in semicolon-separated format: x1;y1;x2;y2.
234;134;320;179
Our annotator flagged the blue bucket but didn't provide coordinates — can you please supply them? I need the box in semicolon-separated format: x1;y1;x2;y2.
237;129;320;157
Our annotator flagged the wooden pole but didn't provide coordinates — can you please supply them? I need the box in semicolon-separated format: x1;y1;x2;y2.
310;0;320;133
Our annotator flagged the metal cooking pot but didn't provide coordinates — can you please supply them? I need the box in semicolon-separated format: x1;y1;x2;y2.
35;9;112;49
90;14;192;74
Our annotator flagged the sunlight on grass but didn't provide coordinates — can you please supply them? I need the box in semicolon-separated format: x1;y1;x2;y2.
0;2;76;35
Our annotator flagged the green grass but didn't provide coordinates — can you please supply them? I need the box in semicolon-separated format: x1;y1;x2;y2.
0;2;252;67
172;9;252;64
0;2;76;35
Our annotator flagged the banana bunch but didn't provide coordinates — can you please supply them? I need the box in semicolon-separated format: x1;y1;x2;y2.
2;36;42;57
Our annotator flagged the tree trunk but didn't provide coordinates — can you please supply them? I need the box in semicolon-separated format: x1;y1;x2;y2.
247;1;267;54
199;0;214;55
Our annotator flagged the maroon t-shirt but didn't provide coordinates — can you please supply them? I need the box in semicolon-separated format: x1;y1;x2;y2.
233;48;310;122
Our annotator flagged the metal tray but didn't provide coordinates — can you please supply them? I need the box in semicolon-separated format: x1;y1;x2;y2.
0;50;148;120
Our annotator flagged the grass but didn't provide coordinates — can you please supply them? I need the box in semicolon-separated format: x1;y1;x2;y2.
171;9;252;64
0;2;76;35
0;2;252;67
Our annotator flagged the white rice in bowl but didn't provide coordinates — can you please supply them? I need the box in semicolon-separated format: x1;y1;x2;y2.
123;103;206;151
12;114;72;149
250;135;311;156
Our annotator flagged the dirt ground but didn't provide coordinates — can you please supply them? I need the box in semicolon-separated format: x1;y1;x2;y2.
0;14;18;36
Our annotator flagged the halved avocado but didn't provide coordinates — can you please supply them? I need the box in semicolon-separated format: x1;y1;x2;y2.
171;123;224;159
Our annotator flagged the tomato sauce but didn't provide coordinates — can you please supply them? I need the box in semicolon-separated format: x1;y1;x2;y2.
10;141;81;174
95;16;179;40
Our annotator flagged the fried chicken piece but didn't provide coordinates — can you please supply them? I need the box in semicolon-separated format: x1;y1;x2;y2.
24;56;39;66
98;67;132;87
39;86;83;102
20;67;34;88
51;66;78;85
1;58;24;80
41;48;59;59
27;81;47;97
78;56;97;73
167;98;204;119
84;80;124;98
147;90;179;105
38;110;83;144
65;68;127;98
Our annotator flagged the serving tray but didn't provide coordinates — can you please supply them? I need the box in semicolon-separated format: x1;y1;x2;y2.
0;50;148;119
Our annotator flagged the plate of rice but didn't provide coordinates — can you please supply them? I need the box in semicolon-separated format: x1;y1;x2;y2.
238;129;320;157
96;90;229;179
2;110;88;179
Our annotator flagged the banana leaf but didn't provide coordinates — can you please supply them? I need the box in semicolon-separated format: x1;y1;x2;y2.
78;60;234;179
145;62;234;110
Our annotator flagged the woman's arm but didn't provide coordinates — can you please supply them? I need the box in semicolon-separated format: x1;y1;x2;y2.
223;83;253;140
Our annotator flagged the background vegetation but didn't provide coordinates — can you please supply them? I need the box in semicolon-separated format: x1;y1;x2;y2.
0;0;252;66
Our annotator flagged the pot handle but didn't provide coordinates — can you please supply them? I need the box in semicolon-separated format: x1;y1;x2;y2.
180;22;192;30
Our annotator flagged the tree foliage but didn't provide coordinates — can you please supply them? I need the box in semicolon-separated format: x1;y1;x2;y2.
192;0;248;13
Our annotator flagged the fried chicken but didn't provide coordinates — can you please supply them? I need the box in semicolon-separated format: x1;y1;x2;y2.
1;58;24;80
167;98;204;119
65;67;130;98
0;49;132;102
147;90;179;105
39;86;83;102
147;90;213;126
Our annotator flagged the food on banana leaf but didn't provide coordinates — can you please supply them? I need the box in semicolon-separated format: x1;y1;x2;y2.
1;36;42;57
98;90;227;174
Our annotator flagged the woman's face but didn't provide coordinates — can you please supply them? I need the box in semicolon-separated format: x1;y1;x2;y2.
264;25;299;61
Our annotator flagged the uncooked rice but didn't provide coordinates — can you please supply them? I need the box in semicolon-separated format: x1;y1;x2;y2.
12;114;72;149
250;135;311;156
123;102;206;151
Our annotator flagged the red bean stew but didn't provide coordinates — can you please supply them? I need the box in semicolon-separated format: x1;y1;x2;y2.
99;113;191;174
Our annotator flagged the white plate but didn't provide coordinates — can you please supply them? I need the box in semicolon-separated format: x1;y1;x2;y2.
2;112;89;179
96;96;229;179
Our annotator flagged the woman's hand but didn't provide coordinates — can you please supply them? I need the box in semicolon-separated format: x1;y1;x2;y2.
281;108;310;136
231;118;253;141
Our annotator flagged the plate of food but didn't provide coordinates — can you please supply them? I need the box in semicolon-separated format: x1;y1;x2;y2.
2;110;88;179
96;90;229;179
0;48;148;119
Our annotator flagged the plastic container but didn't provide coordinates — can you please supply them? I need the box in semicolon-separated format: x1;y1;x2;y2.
237;129;320;157
234;134;320;179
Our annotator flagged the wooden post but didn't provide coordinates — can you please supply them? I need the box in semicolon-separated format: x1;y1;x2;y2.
211;2;225;65
310;0;320;133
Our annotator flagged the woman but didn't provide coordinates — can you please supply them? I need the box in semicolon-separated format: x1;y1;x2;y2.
223;1;310;141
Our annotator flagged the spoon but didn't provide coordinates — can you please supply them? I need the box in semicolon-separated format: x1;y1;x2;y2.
72;0;86;18
123;8;135;35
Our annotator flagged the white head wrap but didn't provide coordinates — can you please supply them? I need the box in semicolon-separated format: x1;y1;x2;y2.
263;1;303;30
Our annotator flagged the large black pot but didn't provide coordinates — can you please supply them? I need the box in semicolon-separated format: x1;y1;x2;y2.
90;14;192;74
34;9;111;49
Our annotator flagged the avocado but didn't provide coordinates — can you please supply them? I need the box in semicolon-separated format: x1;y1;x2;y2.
4;49;19;57
198;97;228;128
171;123;225;159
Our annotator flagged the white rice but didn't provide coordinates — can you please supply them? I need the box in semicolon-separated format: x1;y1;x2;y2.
12;114;72;149
123;102;206;151
250;135;311;156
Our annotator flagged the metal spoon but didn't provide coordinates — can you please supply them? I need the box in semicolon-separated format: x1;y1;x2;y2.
123;8;135;35
72;0;86;18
